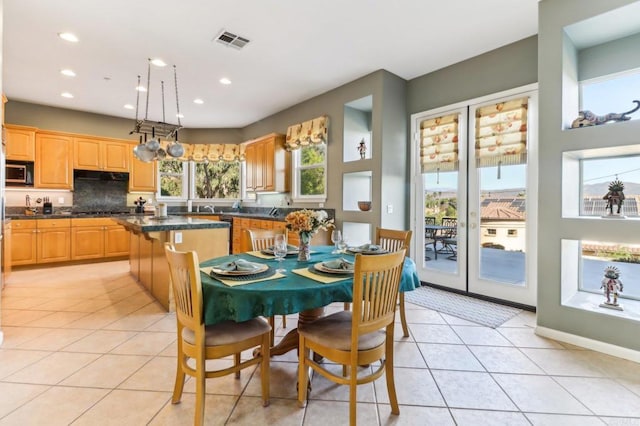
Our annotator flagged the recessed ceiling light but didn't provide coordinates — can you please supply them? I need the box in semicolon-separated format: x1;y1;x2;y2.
60;69;76;77
193;98;204;104
61;92;74;98
219;78;231;85
58;32;78;43
136;85;147;92
124;104;135;110
176;113;184;118
151;58;167;67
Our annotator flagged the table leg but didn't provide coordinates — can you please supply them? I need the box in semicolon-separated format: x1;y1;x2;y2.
255;307;325;357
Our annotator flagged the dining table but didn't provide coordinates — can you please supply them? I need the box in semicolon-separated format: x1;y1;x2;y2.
199;245;420;357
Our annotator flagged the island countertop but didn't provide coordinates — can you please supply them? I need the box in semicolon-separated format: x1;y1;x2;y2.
113;215;230;232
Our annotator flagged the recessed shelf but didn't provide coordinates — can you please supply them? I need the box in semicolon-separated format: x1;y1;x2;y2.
343;171;372;212
343;95;372;163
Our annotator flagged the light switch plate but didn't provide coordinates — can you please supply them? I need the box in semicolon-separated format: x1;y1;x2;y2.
174;232;182;244
387;204;393;214
58;197;65;204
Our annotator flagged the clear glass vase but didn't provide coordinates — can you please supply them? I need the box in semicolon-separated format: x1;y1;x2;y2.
298;232;311;262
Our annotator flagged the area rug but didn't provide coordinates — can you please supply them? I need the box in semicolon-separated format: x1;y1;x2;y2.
405;286;522;328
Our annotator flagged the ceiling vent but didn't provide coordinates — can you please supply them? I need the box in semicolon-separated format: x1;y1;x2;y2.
215;30;250;50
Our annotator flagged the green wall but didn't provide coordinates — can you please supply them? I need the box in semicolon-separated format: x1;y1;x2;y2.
538;0;640;352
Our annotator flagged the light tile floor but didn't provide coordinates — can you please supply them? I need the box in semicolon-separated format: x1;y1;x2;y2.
1;260;640;425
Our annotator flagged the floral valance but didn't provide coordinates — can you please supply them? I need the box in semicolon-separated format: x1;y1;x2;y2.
475;97;528;168
285;115;329;150
159;141;245;162
419;113;459;173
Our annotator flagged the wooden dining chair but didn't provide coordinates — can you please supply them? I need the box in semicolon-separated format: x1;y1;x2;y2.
298;250;406;426
164;243;271;426
375;227;413;337
244;228;288;333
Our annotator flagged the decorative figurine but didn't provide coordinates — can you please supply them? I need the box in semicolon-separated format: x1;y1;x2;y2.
600;266;623;311
602;178;625;216
571;100;640;128
357;138;367;159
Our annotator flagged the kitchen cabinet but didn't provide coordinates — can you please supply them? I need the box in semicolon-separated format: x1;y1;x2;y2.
10;220;37;266
73;137;129;172
71;218;129;260
231;216;329;253
35;132;73;189
36;219;71;263
244;133;289;193
129;145;157;192
3;221;13;279
5;125;36;161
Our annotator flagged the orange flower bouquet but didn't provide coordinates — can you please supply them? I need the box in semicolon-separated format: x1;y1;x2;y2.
285;209;333;260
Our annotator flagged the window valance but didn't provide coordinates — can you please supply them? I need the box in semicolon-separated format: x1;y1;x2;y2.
159;141;245;162
419;113;459;173
475;97;528;168
285;115;329;150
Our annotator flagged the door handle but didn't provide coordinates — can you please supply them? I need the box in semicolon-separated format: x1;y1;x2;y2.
459;222;466;228
470;223;477;229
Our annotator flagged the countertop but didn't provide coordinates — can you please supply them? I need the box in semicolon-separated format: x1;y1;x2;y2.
113;215;231;232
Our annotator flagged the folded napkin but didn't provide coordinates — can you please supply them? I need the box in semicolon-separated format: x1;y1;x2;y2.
322;258;354;271
358;243;380;251
268;244;298;251
213;259;262;272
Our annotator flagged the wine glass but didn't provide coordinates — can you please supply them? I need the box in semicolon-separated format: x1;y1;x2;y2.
338;235;348;253
331;230;343;254
273;235;288;273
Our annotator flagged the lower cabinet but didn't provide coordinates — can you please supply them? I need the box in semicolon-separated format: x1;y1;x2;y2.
11;219;71;265
231;217;330;253
11;220;37;266
71;218;130;260
10;218;128;267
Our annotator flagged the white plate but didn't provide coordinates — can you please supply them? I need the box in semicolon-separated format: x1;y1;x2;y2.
313;262;354;274
211;263;268;276
346;247;388;255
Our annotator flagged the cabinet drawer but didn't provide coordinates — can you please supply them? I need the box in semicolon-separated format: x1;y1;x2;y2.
71;218;114;227
38;219;71;229
12;220;37;230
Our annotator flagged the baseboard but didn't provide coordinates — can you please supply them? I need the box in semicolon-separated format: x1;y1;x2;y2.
536;326;640;363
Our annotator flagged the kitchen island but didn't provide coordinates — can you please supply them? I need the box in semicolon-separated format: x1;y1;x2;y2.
113;215;230;311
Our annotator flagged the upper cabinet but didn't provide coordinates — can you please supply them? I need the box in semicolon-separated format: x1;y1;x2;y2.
244;133;290;193
129;144;157;192
73;137;129;172
35;132;73;189
5;124;36;161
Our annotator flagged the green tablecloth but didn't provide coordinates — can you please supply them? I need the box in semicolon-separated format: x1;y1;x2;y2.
200;246;420;325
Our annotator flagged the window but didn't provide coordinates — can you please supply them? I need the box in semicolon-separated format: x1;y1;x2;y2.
158;160;241;201
580;155;640;217
580;70;640;123
193;162;240;199
579;240;639;301
159;160;187;199
292;143;327;201
508;229;518;237
487;229;496;236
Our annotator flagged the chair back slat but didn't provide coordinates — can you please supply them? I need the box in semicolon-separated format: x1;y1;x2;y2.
351;250;406;337
375;227;412;254
246;229;285;251
165;243;203;331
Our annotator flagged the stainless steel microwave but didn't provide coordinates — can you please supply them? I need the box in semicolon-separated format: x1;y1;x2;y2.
6;162;34;186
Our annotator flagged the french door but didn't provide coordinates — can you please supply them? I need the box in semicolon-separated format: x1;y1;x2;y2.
411;85;538;307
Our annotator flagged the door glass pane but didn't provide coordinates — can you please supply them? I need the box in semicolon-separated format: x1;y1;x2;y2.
478;164;526;285
423;171;458;273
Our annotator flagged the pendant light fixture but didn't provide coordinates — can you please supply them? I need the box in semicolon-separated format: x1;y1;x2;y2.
130;59;183;162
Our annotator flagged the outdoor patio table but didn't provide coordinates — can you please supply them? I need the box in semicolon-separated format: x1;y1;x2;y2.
199;245;419;356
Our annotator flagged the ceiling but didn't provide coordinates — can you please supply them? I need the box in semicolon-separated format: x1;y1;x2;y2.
3;0;539;129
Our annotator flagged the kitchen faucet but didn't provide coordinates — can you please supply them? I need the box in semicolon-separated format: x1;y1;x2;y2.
202;205;215;213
